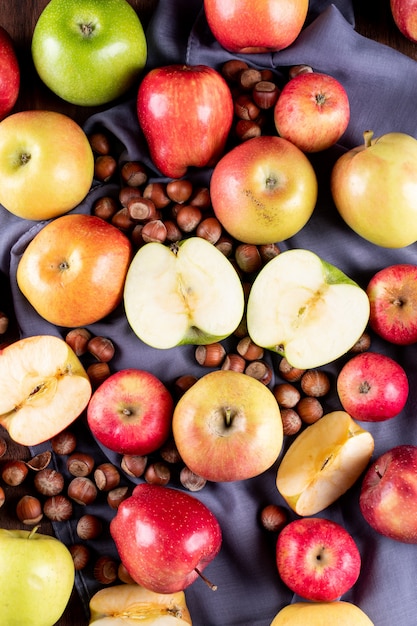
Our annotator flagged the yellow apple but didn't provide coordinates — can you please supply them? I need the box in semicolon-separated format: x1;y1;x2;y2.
276;410;374;516
270;601;374;625
0;110;94;220
331;130;417;248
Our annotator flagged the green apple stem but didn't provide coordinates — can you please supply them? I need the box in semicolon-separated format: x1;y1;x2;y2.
363;130;374;148
195;567;217;591
28;525;40;539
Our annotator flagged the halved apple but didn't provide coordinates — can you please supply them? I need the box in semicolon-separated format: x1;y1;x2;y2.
0;334;92;446
124;237;244;349
246;248;370;369
276;411;374;516
88;584;192;625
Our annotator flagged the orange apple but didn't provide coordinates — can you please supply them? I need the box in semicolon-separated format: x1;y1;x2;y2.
16;213;132;327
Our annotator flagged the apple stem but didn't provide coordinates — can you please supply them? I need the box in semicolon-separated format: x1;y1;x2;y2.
375;464;383;479
363;130;374;148
195;567;217;591
28;525;40;539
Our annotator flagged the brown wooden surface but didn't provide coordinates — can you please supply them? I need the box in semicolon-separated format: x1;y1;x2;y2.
1;1;417;624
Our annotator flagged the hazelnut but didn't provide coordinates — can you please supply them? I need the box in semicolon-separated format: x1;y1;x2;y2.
174;374;198;397
278;357;305;382
92;196;119;222
180;466;207;492
159;438;182;464
239;68;263;90
50;429;77;455
0;311;8;335
89;132;111;155
166;179;194;204
350;332;371;353
221;353;246;373
280;408;302;436
118;562;136;584
300;370;331;397
68;476;97;505
141;219;167;244
121;454;147;478
69;543;91;570
107;486;130;510
94;556;118;585
87;362;111;388
87;336;115;363
65;327;92;356
164;219;182;243
234;119;262;142
111;207;136;232
1;460;28;486
16;495;43;525
195;343;226;367
215;234;234;257
189;186;211;210
252;80;280;109
235;243;262;274
119;185;142;208
26;451;52;471
221;59;249;83
34;468;65;496
244;360;273;385
144;461;171;486
260;504;289;533
288;64;313;79
258;243;280;263
236;336;264;361
175;205;202;233
43;495;73;522
196;216;222;244
127;197;158;221
94;463;120;491
297;396;324;425
94;154;117;182
142;182;171;209
234;94;260;121
272;383;301;409
67;452;95;477
76;514;102;540
121;161;147;187
0;486;5;508
0;436;7;458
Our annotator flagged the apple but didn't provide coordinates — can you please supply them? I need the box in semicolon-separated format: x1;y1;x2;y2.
124;237;244;350
274;71;350;152
137;64;233;178
0;110;94;220
366;263;417;344
32;0;147;106
337;351;409;422
276;410;374;516
172;369;283;482
0;527;75;626
110;483;222;594
0;334;91;446
391;0;417;43
203;0;308;53
87;368;174;456
276;517;361;602
331;130;417;248
17;213;132;327
0;26;20;121
360;444;417;543
210;135;318;245
270;601;375;625
88;584;192;625
246;248;370;369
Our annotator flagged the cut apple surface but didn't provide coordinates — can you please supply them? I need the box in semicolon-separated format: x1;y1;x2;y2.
124;237;244;349
0;334;91;446
88;584;192;625
276;411;374;516
246;248;370;369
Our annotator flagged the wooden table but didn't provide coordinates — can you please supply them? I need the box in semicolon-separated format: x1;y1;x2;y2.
1;2;417;624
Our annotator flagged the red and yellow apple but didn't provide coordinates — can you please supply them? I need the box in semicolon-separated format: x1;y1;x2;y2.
0;26;20;121
390;0;417;43
17;213;132;327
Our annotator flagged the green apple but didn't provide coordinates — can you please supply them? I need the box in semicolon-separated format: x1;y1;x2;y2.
31;0;147;106
124;237;245;349
246;248;370;369
0;527;75;626
331;130;417;248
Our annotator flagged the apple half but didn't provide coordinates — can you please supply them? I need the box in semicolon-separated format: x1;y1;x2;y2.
246;248;370;369
0;334;91;446
276;411;374;516
88;584;192;625
124;237;244;349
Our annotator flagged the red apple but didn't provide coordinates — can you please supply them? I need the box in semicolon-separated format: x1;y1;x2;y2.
276;517;361;602
16;213;132;327
87;368;174;456
0;26;20;121
210;135;318;245
366;263;417;345
274;72;350;152
360;444;417;543
203;0;308;53
110;483;222;594
336;351;409;422
137;64;233;178
391;0;417;43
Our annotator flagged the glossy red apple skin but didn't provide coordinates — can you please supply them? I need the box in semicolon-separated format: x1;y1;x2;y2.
137;64;233;178
276;517;361;602
367;264;417;345
274;72;350;152
203;0;308;53
390;0;417;43
337;351;408;422
360;445;417;543
87;368;174;455
0;26;20;121
110;483;222;594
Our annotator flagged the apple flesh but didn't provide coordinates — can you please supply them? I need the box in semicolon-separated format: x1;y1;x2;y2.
270;601;375;625
0;527;75;626
210;135;318;245
366;263;417;345
0;334;91;446
0;110;94;220
87;368;174;456
88;584;192;625
274;71;350;152
172;369;283;482
360;444;417;543
110;483;222;594
337;351;409;422
0;26;20;120
331;130;417;248
137;64;233;178
203;0;308;53
246;248;370;369
391;0;417;43
124;237;244;350
276;517;361;602
276;410;375;516
17;213;132;327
